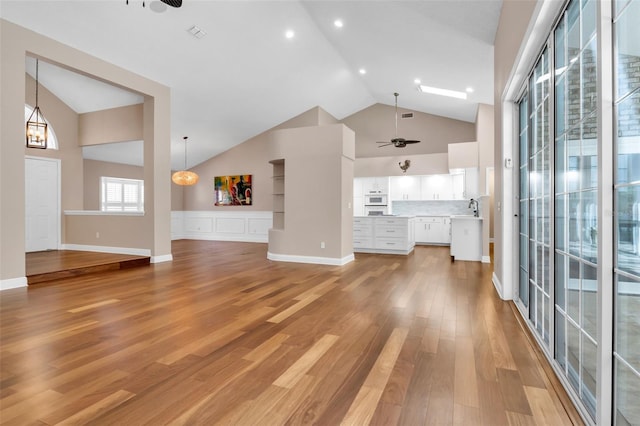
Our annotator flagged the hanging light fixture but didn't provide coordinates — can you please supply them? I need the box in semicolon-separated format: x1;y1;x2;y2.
26;59;48;149
172;136;199;185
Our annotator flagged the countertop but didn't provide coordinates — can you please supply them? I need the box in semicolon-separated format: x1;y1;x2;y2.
450;215;483;220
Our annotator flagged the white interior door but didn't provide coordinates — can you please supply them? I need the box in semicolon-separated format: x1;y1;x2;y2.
25;157;60;252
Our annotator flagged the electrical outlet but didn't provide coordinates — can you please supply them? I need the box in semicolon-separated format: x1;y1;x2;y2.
96;232;100;238
320;241;325;249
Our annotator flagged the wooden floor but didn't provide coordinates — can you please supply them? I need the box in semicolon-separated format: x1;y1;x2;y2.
1;240;583;425
25;250;150;285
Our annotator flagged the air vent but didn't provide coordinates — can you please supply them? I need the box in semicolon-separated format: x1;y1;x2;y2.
401;112;414;119
187;25;207;39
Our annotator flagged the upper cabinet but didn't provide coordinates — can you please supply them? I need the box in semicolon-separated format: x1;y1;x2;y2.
361;177;390;194
390;176;421;201
464;167;479;199
421;174;453;200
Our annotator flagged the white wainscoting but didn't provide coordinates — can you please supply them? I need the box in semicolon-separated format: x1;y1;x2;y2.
172;211;272;243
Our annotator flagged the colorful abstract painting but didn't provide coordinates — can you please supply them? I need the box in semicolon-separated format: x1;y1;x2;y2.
214;175;252;206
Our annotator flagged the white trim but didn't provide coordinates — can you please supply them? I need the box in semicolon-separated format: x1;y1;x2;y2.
64;210;145;216
173;210;272;243
61;244;151;257
267;252;355;266
151;254;173;264
492;272;506;300
482;255;491;264
1;277;28;291
489;237;495;243
354;247;415;256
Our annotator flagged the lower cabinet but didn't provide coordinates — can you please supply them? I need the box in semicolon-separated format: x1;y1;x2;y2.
414;216;451;245
353;217;415;255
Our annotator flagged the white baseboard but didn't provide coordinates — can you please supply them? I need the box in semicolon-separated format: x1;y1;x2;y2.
62;244;151;257
482;255;491;263
492;272;505;299
267;252;355;266
151;254;173;264
1;276;28;291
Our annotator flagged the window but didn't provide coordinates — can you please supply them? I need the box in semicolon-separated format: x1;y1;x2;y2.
24;105;58;149
100;177;144;212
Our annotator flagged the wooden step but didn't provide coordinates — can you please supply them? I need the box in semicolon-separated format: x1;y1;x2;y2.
26;251;150;285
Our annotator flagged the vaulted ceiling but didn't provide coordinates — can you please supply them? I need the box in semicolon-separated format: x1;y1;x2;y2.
1;0;502;169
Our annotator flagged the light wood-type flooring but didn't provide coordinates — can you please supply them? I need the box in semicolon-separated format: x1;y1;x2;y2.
0;240;583;425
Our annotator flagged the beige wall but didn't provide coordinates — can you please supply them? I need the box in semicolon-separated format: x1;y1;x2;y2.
79;104;143;146
355;153;450;177
476;103;495;191
1;19;172;283
267;123;355;260
186;107;330;212
342;103;476;158
65;215;148;249
24;73;84;244
493;1;538;289
83;159;144;210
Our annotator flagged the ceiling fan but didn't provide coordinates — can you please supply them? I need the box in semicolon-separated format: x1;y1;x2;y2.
377;92;420;148
126;0;182;7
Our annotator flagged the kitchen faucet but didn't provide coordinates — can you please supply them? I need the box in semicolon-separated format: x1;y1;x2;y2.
468;198;479;217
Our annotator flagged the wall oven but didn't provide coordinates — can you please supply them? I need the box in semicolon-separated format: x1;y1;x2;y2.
364;194;388;206
364;205;388;216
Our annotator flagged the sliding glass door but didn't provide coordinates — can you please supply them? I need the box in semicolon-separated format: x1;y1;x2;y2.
613;0;640;424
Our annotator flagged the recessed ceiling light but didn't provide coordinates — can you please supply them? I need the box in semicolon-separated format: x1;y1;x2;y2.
414;78;421;84
418;85;467;100
334;19;344;28
466;87;474;93
285;29;295;39
359;68;367;75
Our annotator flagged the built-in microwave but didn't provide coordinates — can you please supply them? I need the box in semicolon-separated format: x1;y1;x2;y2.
364;194;388;206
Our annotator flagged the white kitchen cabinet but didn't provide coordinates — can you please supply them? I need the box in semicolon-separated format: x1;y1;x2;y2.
354;178;364;198
451;173;465;200
362;177;389;195
450;216;482;261
464;167;479;199
390;175;421;201
421;174;454;200
353;216;415;255
415;216;450;244
353;196;364;216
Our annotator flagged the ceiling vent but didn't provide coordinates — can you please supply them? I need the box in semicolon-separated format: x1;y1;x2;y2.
401;112;414;119
187;25;207;39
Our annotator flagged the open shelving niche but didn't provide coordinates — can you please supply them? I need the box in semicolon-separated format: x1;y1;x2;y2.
270;159;285;229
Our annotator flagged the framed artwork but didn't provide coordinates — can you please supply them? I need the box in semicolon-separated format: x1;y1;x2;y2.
214;174;252;206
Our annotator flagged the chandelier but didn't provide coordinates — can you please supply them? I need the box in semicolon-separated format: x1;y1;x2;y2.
26;59;48;149
172;136;199;186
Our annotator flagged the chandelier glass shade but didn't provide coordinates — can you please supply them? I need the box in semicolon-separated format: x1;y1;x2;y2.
172;136;199;186
26;59;48;149
172;170;199;186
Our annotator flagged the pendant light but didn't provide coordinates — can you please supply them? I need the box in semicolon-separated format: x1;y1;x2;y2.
172;136;199;185
26;59;48;149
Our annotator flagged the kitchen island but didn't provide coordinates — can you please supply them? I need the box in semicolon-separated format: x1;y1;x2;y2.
353;216;415;255
450;215;483;261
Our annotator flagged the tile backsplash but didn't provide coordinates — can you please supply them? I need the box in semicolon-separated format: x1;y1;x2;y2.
392;199;482;216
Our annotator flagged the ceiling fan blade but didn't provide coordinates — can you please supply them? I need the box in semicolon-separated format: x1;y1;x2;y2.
403;140;421;144
377;142;393;147
161;0;182;7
